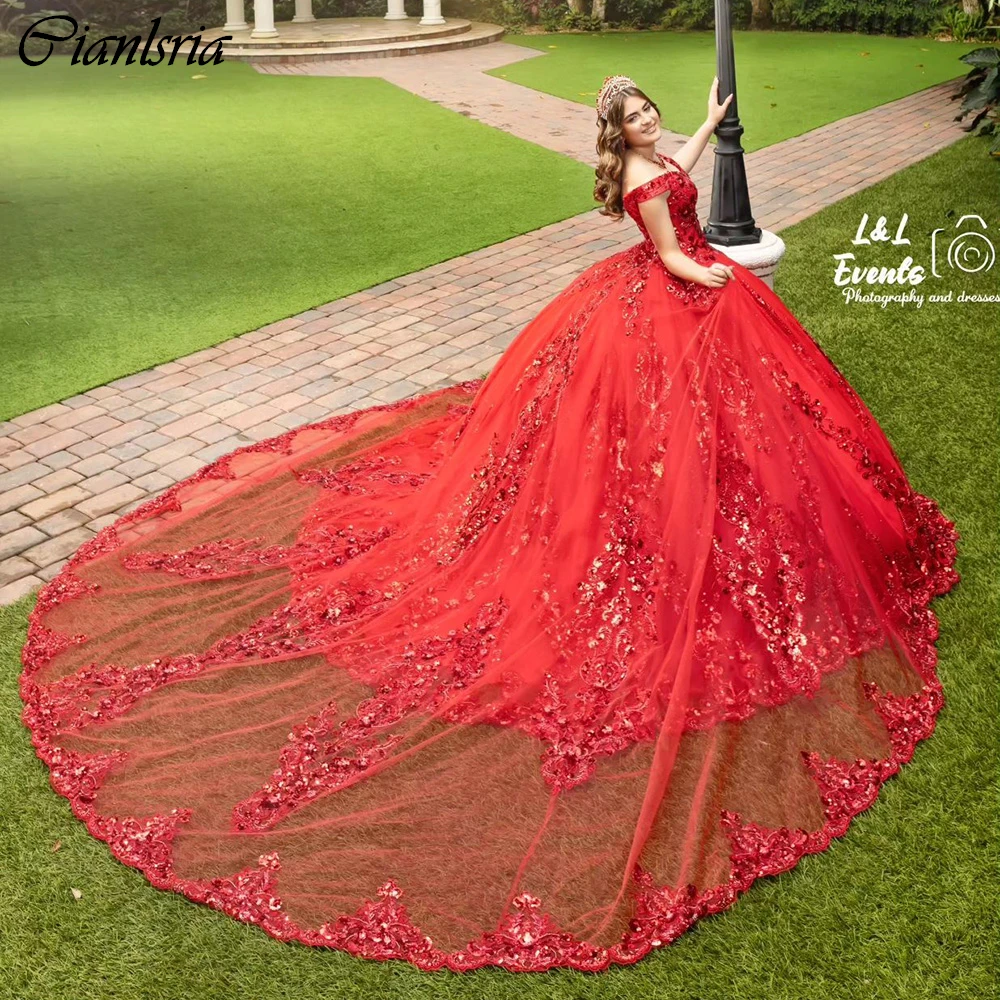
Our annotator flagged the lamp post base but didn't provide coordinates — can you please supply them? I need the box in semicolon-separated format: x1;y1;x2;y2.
711;229;787;290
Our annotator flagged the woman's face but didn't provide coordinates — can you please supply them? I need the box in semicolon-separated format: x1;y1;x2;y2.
620;94;661;150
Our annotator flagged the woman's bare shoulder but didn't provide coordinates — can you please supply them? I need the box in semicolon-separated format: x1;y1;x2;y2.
621;154;672;199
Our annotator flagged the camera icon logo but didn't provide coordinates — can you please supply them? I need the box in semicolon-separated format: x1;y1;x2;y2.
930;215;995;277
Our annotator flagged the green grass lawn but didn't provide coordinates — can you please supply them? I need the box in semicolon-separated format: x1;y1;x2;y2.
490;31;976;150
0;56;594;421
0;137;996;1000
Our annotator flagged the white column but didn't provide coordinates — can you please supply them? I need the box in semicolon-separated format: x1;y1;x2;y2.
292;0;315;22
385;0;408;20
419;0;446;24
224;0;248;30
250;0;279;37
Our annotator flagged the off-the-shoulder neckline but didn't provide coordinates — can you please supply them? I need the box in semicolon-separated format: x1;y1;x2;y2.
622;154;685;203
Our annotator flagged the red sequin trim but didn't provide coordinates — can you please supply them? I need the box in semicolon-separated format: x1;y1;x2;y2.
19;668;953;971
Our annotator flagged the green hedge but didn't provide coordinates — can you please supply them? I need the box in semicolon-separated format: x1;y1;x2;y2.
450;0;948;34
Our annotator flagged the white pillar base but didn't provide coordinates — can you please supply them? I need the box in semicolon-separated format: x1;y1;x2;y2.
250;0;279;37
292;0;315;22
708;228;786;290
419;0;446;24
224;0;248;30
385;0;409;19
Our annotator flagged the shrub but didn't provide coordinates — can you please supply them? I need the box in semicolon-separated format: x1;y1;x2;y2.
951;45;1000;156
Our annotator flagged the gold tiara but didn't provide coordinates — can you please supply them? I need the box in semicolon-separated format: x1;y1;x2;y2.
596;75;637;120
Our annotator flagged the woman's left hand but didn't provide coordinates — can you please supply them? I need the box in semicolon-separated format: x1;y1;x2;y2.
707;76;734;126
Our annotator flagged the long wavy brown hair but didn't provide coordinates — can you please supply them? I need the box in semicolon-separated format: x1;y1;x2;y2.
594;85;662;221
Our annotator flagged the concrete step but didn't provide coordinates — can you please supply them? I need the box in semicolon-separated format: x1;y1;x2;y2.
215;18;473;50
185;21;505;63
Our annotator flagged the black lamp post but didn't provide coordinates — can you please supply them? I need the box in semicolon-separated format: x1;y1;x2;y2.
703;0;761;246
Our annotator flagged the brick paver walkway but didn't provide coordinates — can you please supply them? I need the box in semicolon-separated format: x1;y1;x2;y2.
0;48;967;604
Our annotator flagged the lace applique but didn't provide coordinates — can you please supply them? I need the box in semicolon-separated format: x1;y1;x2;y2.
635;333;672;409
288;523;395;583
313;879;447;968
741;280;876;430
21;573;413;745
430;268;617;565
618;155;724;311
479;436;669;790
761;354;960;603
24;652;206;741
91;809;193;888
21;621;87;673
121;537;291;578
712;336;769;446
230;693;406;832
24;667;950;972
231;597;511;831
186;851;303;940
614;867;704;956
452;891;610;972
295;453;432;494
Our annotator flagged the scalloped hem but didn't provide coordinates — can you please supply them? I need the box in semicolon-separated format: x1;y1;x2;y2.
17;381;961;973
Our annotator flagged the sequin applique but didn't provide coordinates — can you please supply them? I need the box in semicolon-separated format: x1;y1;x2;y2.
620;154;725;311
21;663;952;972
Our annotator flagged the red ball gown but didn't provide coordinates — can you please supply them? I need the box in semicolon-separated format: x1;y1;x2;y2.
20;153;960;973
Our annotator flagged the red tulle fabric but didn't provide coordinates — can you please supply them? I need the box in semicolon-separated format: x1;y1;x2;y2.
19;153;960;973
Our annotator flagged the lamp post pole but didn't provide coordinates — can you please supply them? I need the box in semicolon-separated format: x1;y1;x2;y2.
703;0;761;246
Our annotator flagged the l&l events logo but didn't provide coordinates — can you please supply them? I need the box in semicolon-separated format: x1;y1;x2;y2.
833;211;998;307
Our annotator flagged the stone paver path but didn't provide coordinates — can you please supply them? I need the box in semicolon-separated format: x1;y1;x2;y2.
0;47;968;604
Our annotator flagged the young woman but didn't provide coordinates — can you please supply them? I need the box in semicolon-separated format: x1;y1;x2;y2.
19;74;959;973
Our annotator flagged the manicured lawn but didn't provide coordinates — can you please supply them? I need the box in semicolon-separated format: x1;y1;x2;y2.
0;56;593;421
0;137;995;999
490;31;976;150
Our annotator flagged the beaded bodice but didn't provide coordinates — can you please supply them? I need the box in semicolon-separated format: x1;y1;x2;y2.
616;153;720;307
623;154;714;259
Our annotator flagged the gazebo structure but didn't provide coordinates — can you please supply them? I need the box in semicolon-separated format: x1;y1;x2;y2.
224;0;445;36
185;8;504;62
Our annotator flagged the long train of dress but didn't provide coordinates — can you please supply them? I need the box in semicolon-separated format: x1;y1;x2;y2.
18;154;960;972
